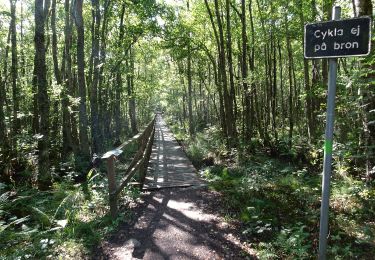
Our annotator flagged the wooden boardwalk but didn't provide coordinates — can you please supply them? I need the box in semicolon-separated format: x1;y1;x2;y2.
143;115;205;190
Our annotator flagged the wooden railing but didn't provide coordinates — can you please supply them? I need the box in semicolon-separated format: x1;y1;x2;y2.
101;116;156;218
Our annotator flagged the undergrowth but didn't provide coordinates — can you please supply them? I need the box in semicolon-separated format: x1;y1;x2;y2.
0;165;140;259
172;124;375;259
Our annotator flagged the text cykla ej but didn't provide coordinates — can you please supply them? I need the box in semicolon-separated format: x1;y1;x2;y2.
314;25;361;52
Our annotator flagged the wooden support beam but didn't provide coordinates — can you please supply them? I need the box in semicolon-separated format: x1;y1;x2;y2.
107;156;118;218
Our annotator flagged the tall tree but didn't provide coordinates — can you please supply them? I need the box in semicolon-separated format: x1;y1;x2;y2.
285;12;294;148
114;3;126;142
214;0;235;142
225;0;237;141
128;46;138;135
10;0;20;138
187;0;194;136
50;0;61;160
34;0;51;190
90;0;101;153
353;0;375;180
240;0;251;139
0;69;7;161
61;0;74;157
296;0;312;140
74;0;90;159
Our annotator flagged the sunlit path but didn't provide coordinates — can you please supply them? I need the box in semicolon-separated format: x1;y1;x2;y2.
144;114;204;189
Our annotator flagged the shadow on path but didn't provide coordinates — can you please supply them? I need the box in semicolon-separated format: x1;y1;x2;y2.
95;187;257;260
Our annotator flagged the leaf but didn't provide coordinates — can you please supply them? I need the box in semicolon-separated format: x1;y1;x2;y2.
87;168;95;180
0;216;30;233
53;193;73;219
31;207;52;227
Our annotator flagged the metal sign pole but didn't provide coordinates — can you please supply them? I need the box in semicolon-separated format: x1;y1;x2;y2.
318;6;341;260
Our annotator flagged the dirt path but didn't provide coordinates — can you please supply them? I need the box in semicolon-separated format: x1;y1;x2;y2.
95;186;256;259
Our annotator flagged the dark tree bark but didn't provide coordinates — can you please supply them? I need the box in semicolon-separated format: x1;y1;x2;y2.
90;0;101;153
310;0;320;139
114;3;126;141
240;0;251;140
74;0;90;159
214;0;235;143
296;0;313;140
249;0;258;141
285;14;294;148
51;0;61;85
34;0;51;190
278;40;285;128
0;29;11;168
61;0;74;157
0;74;7;158
271;34;278;141
50;0;61;161
225;0;237;142
353;0;375;180
127;47;138;135
98;0;111;142
10;0;20;138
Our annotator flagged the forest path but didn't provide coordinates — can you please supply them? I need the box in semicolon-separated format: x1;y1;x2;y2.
96;187;255;259
95;116;255;259
143;114;204;190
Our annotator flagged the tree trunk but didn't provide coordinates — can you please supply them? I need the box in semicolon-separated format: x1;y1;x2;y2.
98;0;111;142
285;15;294;149
187;0;194;136
278;40;285;128
10;0;20;139
35;0;51;190
296;0;312;140
240;0;251;140
0;75;7;157
187;42;194;136
50;0;61;161
90;0;101;153
214;0;235;143
127;47;138;135
271;35;278;141
225;0;237;142
249;0;258;141
74;0;90;159
114;4;126;142
354;0;375;180
61;0;74;157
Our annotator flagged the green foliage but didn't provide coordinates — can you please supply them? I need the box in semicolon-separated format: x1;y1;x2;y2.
202;153;375;258
0;172;139;259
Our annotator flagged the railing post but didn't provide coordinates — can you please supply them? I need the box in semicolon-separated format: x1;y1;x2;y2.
139;122;156;187
107;155;118;218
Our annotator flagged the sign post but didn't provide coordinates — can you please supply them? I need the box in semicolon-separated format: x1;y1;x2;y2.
318;7;340;260
304;6;371;260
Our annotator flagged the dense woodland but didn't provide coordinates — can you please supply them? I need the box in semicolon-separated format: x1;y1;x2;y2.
0;0;374;258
